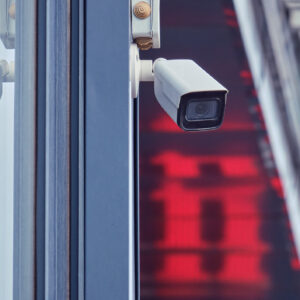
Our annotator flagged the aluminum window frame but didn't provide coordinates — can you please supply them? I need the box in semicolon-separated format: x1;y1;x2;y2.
13;1;37;299
14;0;83;299
13;0;135;298
85;0;136;299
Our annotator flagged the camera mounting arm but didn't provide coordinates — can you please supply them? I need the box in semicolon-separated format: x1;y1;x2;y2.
130;43;154;98
130;0;160;96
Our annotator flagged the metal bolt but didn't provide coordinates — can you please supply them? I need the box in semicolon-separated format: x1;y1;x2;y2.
134;1;151;19
135;37;153;51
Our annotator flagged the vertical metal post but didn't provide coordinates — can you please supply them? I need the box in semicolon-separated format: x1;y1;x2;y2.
45;0;71;299
13;0;36;299
78;0;85;299
36;0;46;298
85;0;135;299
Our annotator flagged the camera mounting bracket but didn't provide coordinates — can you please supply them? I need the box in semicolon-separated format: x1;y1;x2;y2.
130;43;154;98
131;0;161;50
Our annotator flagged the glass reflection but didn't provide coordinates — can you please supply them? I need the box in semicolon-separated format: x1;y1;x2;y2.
0;0;15;299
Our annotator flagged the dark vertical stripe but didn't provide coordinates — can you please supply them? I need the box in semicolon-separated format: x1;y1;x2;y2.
36;0;46;298
134;97;140;300
70;0;80;298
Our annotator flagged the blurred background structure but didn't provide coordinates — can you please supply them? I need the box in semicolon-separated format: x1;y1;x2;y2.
0;21;15;300
235;0;300;260
139;0;300;299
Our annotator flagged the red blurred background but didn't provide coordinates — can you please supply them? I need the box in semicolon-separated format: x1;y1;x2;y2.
139;1;300;299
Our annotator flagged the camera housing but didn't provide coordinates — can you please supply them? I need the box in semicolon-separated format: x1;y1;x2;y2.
129;44;228;131
153;59;228;131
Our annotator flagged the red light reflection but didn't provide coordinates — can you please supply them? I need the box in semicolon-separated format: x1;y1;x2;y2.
140;1;300;299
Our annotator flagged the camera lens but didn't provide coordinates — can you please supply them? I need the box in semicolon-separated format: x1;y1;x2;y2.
186;99;219;121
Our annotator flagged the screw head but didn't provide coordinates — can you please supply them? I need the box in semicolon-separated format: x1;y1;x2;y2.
134;1;151;19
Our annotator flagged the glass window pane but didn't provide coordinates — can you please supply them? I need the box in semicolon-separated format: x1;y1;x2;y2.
0;0;15;299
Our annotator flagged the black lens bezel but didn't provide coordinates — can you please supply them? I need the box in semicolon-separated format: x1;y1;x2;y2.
185;98;220;122
177;91;226;131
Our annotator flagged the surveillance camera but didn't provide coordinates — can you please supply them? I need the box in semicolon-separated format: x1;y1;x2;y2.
130;44;228;131
153;59;228;131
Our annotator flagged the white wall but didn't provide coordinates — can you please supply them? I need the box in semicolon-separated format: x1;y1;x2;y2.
0;41;14;300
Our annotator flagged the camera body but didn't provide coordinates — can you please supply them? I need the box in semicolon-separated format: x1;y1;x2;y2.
153;59;228;131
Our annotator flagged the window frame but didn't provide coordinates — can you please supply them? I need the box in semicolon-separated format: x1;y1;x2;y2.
84;0;136;299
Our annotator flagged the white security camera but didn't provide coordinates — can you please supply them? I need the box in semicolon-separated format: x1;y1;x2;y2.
130;44;228;131
153;58;228;131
